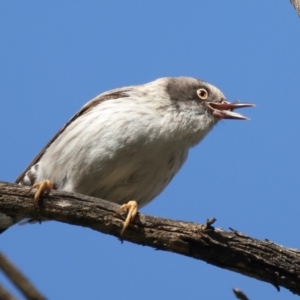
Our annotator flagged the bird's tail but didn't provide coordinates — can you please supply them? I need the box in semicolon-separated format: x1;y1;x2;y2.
0;213;18;234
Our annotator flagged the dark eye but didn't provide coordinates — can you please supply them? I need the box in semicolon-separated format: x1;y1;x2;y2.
197;88;208;100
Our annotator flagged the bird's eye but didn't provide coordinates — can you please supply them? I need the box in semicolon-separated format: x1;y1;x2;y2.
197;88;208;100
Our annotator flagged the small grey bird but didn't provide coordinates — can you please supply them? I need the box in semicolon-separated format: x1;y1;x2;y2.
0;77;254;234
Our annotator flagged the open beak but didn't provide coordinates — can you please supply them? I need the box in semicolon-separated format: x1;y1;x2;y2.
205;100;255;120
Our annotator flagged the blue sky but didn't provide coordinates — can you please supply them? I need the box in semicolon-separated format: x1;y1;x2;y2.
0;1;300;299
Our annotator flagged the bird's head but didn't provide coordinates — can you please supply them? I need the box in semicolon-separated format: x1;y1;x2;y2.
164;77;254;121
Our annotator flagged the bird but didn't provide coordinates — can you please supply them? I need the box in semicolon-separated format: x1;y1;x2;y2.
0;77;254;234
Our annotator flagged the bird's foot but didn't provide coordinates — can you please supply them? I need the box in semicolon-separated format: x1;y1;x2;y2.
118;200;138;235
30;179;54;205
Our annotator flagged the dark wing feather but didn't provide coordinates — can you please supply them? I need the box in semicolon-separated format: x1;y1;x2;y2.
15;90;129;183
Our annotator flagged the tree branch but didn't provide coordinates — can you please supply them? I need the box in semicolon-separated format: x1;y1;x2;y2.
0;181;299;295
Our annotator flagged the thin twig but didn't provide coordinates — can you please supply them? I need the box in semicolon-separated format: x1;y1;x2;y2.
233;288;250;300
0;252;45;300
0;283;17;300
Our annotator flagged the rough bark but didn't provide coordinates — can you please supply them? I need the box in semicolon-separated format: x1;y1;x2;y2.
291;0;300;16
0;181;299;295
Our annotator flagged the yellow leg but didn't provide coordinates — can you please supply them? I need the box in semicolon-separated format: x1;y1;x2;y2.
118;200;138;235
30;179;54;205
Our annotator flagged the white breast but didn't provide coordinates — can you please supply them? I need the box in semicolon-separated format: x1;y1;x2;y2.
35;88;215;207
